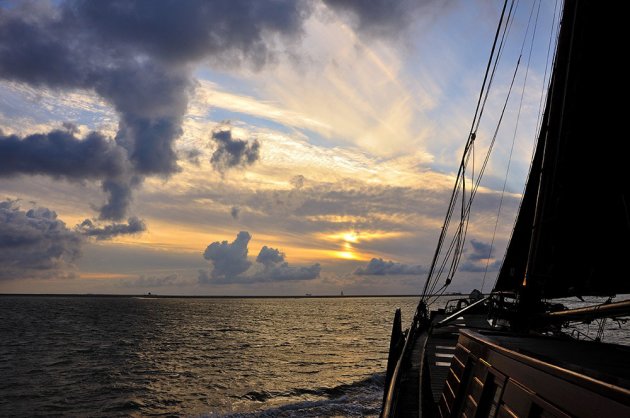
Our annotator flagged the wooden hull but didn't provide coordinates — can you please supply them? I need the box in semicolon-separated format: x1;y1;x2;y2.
383;309;630;417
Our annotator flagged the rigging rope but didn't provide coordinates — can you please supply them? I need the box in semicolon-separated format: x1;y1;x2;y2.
426;0;519;301
419;0;559;308
482;0;542;293
419;0;515;309
491;0;562;292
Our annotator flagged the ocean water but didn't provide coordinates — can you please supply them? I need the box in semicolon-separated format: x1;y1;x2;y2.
1;295;628;417
0;296;421;417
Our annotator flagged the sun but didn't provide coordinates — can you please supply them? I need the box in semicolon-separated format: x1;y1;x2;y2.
343;232;359;243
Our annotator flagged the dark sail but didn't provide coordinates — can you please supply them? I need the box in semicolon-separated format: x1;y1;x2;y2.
495;0;630;298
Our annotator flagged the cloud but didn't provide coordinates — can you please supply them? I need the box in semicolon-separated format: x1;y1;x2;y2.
459;239;502;272
251;246;321;282
323;0;450;38
183;148;202;165
210;128;261;173
77;217;146;240
0;0;310;218
202;231;253;280
290;175;305;189
0;199;82;280
256;246;286;267
199;231;320;284
354;257;426;275
0;128;123;181
0;127;135;219
230;206;240;219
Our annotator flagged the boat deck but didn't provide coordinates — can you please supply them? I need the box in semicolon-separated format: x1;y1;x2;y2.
426;314;491;403
476;331;630;389
439;330;630;417
392;311;491;417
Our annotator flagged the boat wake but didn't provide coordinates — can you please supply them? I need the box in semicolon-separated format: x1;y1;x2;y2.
214;373;384;417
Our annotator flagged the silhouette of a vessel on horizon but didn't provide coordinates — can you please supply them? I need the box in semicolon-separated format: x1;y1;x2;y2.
382;1;630;416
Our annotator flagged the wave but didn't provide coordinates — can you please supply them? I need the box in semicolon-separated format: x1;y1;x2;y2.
215;373;384;417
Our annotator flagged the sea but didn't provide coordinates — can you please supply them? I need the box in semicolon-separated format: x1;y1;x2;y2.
1;295;628;417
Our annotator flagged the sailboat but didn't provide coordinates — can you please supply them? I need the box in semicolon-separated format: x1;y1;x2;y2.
381;1;630;416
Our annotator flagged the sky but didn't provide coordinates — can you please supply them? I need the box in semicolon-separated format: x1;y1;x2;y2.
0;0;559;295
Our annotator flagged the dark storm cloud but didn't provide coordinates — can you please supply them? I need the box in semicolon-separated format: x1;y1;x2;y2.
199;231;320;284
323;0;450;38
210;128;260;173
0;199;82;280
0;129;127;178
77;217;146;240
0;0;309;217
459;239;501;272
354;257;426;275
0;128;135;219
0;197;152;279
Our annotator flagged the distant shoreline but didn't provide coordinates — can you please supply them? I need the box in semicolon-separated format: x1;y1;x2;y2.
0;293;469;299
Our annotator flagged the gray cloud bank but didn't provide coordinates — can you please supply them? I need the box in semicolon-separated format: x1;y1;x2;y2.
199;231;320;284
0;127;134;220
0;199;149;280
0;199;81;280
354;257;426;276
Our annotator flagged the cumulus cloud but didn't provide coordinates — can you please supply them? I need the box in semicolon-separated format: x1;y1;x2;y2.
202;231;253;280
459;239;501;272
251;247;321;282
0;199;82;280
256;246;286;267
77;217;146;240
230;206;240;219
199;231;320;284
0;0;310;218
210;128;260;173
354;257;426;275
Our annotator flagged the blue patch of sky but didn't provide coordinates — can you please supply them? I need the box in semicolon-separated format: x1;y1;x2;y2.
194;67;260;97
0;83;113;130
194;67;344;150
209;107;342;151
